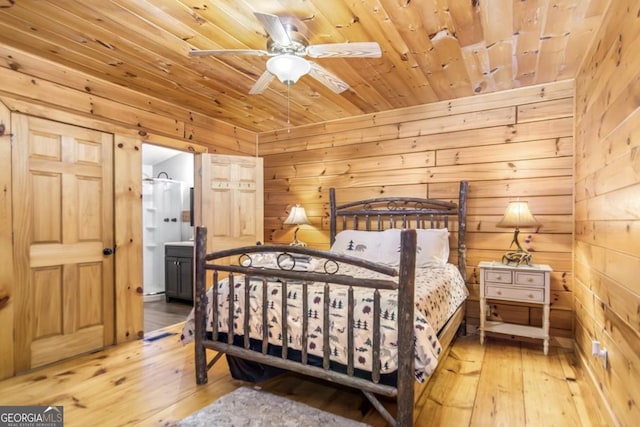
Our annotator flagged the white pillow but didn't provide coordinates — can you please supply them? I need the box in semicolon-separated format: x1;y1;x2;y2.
377;228;450;268
416;228;450;268
330;230;382;262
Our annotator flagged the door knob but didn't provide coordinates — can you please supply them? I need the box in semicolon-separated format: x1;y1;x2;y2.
103;248;114;255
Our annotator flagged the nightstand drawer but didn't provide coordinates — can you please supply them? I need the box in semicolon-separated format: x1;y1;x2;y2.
485;285;544;303
484;270;512;284
515;272;545;287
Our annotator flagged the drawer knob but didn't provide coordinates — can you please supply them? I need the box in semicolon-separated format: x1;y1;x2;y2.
496;276;502;280
527;278;534;283
528;294;534;298
496;290;502;295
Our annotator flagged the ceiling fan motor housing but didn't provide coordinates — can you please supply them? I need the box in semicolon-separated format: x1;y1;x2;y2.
266;29;309;56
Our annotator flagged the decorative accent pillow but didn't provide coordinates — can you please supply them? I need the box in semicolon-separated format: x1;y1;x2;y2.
330;230;383;262
377;228;450;268
240;252;316;271
240;252;277;267
277;254;317;271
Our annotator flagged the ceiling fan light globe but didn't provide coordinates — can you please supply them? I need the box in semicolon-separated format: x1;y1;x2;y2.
266;54;310;85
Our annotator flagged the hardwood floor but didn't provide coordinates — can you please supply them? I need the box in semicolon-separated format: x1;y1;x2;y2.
0;326;611;427
144;299;193;333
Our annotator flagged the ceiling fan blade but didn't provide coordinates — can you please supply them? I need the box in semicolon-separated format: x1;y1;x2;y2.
308;62;350;93
254;12;292;47
307;42;382;58
189;49;270;57
249;70;275;94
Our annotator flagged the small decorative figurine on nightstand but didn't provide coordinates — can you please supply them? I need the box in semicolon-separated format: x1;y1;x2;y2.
496;200;539;266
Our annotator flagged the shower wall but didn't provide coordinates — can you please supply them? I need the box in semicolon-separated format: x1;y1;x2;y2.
142;178;182;295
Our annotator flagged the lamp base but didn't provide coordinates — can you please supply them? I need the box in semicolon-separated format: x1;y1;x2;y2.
289;227;307;247
501;228;533;266
501;249;532;266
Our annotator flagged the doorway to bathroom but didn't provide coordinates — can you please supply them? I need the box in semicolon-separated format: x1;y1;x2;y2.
141;144;194;333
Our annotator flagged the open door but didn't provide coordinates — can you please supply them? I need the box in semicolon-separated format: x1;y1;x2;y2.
195;154;263;253
12;114;114;371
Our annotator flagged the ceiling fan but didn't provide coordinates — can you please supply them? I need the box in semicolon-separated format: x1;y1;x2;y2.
188;12;382;94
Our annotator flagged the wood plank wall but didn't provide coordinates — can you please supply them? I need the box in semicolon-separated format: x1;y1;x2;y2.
574;0;640;425
258;80;575;340
0;101;14;378
0;42;256;155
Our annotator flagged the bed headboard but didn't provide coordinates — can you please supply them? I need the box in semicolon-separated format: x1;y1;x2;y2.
329;181;469;278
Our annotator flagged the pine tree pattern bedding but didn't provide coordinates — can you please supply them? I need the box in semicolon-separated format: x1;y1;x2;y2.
181;262;468;382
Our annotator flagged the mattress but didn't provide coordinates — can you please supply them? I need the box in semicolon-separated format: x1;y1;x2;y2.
181;261;468;382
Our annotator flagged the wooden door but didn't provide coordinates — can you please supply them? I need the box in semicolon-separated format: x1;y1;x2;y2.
196;154;263;253
12;114;114;371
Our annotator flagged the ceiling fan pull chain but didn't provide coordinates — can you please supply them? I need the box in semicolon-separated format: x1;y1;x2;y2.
287;83;291;133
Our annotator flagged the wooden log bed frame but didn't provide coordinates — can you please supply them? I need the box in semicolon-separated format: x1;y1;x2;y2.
193;181;469;426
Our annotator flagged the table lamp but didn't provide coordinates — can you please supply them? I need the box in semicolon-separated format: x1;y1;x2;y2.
496;200;539;266
284;204;310;246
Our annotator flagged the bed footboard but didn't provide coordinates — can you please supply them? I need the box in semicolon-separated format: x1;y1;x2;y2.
193;226;418;426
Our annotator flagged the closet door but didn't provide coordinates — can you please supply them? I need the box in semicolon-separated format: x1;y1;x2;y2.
196;154;263;253
12;114;114;371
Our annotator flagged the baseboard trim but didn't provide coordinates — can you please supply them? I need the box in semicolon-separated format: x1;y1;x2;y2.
574;342;620;427
143;293;164;302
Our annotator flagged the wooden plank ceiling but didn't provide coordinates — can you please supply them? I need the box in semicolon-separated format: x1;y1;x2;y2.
0;0;610;133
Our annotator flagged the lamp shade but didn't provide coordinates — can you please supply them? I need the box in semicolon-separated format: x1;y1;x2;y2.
496;201;538;228
266;54;311;85
284;204;310;225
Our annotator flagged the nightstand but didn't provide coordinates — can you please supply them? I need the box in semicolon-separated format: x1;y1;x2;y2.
478;261;552;355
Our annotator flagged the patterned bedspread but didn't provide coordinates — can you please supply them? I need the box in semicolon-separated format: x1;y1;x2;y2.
181;262;468;382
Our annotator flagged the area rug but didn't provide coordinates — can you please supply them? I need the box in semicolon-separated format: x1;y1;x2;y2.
176;386;371;427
